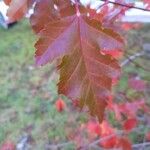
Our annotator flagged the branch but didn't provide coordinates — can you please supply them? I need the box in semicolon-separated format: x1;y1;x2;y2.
100;0;150;12
132;142;150;148
121;51;144;67
88;130;123;148
45;141;73;149
87;127;149;149
121;52;150;72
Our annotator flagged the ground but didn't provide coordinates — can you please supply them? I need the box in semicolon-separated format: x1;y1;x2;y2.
0;20;79;149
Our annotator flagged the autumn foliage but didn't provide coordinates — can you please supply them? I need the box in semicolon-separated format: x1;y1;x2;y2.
55;98;66;112
0;141;15;150
3;0;150;149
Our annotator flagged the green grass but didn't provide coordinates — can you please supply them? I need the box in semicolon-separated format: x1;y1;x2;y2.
0;20;79;149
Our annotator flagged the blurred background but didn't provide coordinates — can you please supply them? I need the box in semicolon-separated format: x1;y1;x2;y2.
0;0;150;150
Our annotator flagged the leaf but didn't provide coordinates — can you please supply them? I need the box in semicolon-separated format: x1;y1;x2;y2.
123;118;137;131
100;135;117;148
55;98;66;112
100;120;115;135
144;0;150;9
109;99;146;121
101;49;123;58
34;3;123;122
58;39;122;122
6;0;34;21
121;23;141;31
30;0;58;33
87;120;101;135
6;0;28;21
30;0;73;33
111;104;122;120
146;132;150;141
4;0;12;5
0;141;15;150
99;121;117;148
31;0;53;33
116;137;132;150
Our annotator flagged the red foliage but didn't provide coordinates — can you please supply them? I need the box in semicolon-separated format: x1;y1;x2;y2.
4;0;12;5
4;1;150;149
116;137;132;150
55;98;66;112
87;120;118;148
5;0;125;122
123;118;137;131
87;120;101;136
99;121;118;148
121;23;142;31
0;141;15;150
87;120;133;149
100;135;118;149
109;100;146;121
146;132;150;141
101;49;123;58
144;0;150;9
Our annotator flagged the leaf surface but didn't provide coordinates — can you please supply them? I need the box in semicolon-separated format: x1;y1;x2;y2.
117;137;132;150
30;0;79;33
4;0;12;5
6;0;35;21
123;118;137;131
6;0;28;21
55;98;66;112
33;3;123;122
30;0;60;33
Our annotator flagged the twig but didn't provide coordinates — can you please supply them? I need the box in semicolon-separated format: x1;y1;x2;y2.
88;130;123;148
88;127;148;149
97;0;109;10
121;52;150;71
100;0;150;12
45;141;73;150
121;51;145;67
132;142;150;148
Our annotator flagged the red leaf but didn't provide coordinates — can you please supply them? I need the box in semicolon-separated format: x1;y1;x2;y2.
6;0;34;22
4;0;12;5
144;0;150;9
0;141;15;150
6;0;28;21
101;49;123;58
33;4;123;122
113;104;122;120
30;0;54;33
87;120;101;135
30;1;124;122
100;135;117;148
30;0;71;33
100;121;115;135
122;23;142;31
118;100;146;118
98;121;117;148
146;132;150;141
116;137;132;150
108;100;146;121
123;118;137;131
55;98;66;112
